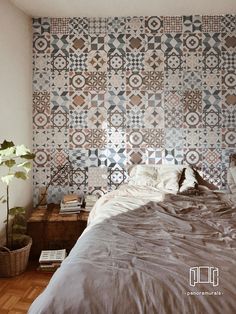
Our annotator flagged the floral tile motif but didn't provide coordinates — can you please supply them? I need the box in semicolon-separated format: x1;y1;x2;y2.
145;16;163;34
126;17;145;33
164;52;183;72
33;91;50;113
183;52;202;71
33;54;51;72
51;18;69;34
183;33;202;52
88;18;108;35
222;71;236;90
51;52;69;73
222;107;236;128
183;89;202;111
33;130;50;148
202;16;221;32
222;52;236;70
221;33;236;52
108;167;128;189
183;128;203;148
203;52;221;71
165;128;183;149
201;128;221;148
222;90;236;108
69;18;89;35
222;128;236;148
107;129;126;148
88;167;108;187
183;71;202;90
202;70;221;90
108;52;126;72
33;34;51;54
107;70;126;90
108;17;126;33
70;34;89;53
163;16;183;33
183;148;202;167
203;109;221;129
144;51;164;71
164;70;183;90
126;52;145;71
87;51;108;72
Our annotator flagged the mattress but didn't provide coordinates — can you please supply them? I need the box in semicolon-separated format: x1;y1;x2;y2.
29;185;236;314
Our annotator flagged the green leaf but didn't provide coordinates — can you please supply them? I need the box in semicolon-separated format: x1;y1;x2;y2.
17;161;32;173
4;159;16;168
12;224;26;233
14;171;27;180
9;207;25;216
21;152;35;160
0;140;14;150
1;174;14;185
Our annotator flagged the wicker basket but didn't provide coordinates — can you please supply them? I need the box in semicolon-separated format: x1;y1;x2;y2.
0;236;32;277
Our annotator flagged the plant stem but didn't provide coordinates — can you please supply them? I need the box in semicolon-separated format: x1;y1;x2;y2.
6;185;9;248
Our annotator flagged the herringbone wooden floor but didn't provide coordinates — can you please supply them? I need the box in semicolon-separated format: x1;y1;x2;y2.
0;263;52;313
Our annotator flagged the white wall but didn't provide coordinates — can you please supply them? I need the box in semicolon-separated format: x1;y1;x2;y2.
11;0;236;17
0;0;32;244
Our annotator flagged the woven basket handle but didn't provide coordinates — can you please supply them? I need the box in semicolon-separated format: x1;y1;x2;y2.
0;246;11;253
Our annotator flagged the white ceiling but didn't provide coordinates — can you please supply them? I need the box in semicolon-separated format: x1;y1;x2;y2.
10;0;236;18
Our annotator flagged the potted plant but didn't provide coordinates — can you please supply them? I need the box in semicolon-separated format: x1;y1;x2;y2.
0;140;35;277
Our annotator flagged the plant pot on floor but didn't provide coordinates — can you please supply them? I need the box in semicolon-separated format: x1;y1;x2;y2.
0;235;32;277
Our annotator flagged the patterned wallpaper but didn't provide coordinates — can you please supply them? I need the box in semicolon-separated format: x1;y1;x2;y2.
32;15;236;204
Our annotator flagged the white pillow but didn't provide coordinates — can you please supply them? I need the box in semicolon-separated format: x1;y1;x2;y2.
128;164;184;193
227;166;236;194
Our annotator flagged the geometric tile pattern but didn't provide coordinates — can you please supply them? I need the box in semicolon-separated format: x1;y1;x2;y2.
33;15;236;202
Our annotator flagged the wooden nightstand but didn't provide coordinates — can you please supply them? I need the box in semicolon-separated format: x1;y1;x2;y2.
27;204;89;259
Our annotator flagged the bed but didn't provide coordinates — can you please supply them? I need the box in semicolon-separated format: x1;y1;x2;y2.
28;164;236;314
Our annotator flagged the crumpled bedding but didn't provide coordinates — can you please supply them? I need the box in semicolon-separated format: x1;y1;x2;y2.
28;186;236;314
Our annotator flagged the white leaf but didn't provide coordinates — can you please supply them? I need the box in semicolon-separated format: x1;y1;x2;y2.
1;174;14;185
0;147;15;157
15;145;30;156
17;161;32;173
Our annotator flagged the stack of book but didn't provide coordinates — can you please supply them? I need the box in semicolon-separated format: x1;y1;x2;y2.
85;194;98;211
38;249;66;272
60;194;83;214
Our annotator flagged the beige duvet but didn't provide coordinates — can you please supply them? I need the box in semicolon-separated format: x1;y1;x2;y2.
29;185;236;314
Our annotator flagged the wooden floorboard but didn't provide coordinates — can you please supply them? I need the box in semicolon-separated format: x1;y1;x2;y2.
0;262;52;313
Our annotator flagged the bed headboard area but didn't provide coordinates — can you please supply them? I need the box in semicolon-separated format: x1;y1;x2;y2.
32;15;236;204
